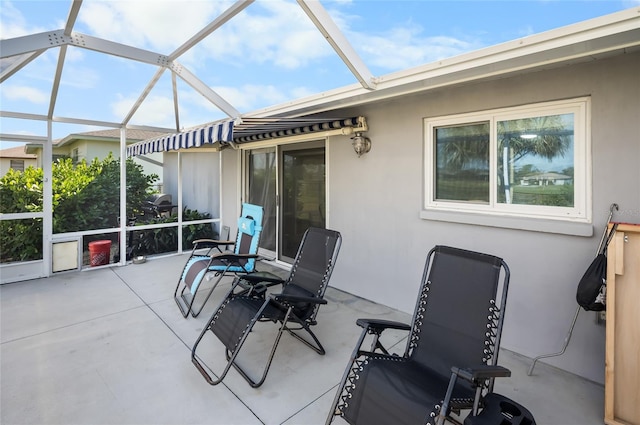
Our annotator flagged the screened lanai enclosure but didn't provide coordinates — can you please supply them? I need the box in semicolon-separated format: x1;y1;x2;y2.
0;0;379;282
3;0;640;414
2;0;637;283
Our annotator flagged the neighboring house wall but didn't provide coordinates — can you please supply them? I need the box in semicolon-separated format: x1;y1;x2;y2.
81;140;120;162
30;141;118;165
0;156;37;176
215;51;639;384
31;137;164;187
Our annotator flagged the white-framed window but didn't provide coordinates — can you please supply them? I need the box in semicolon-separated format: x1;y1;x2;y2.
71;148;79;164
10;159;25;172
424;97;591;227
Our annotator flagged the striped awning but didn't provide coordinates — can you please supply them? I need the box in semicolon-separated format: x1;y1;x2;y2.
126;120;234;156
127;116;365;156
232;116;362;143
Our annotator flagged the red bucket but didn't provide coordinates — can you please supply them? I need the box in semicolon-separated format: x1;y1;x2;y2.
88;240;111;267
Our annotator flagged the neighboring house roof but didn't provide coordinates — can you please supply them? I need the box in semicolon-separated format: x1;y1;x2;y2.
0;145;37;159
53;129;169;148
523;172;572;181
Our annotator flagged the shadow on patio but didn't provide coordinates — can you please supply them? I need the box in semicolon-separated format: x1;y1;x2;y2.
1;255;604;425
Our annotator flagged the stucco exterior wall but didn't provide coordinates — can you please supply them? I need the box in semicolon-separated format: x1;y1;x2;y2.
326;52;639;384
217;52;639;384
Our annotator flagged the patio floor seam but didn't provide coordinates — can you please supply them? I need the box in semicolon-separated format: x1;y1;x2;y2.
109;265;268;425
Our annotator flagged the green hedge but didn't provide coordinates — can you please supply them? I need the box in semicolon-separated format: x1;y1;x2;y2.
1;155;217;263
127;208;217;258
0;156;157;263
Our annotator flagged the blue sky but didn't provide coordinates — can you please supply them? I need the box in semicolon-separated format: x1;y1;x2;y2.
1;0;638;147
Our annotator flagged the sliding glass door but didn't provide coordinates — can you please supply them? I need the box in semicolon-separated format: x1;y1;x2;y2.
246;142;325;263
247;148;277;257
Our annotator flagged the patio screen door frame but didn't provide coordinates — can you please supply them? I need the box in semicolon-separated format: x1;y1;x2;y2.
243;140;326;264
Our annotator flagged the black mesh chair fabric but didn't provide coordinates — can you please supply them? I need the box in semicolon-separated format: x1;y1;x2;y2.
191;227;342;388
327;245;510;425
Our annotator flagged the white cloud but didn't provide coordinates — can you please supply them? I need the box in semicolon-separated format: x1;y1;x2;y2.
64;46;85;63
0;1;46;38
78;0;335;71
1;84;49;104
60;65;101;89
192;0;333;70
325;8;482;73
213;84;290;111
112;94;177;128
356;29;481;70
79;0;226;52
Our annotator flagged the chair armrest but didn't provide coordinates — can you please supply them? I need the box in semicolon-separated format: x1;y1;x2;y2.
241;272;285;285
192;239;236;250
354;319;411;356
271;293;327;305
236;272;284;295
210;253;260;261
439;365;512;422
451;365;511;382
356;318;411;332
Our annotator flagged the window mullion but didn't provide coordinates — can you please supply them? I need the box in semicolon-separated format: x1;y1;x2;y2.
489;116;498;208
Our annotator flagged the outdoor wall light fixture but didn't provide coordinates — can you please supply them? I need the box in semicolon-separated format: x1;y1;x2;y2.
351;132;371;157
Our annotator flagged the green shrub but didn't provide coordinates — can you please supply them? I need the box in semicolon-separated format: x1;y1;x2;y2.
0;156;158;263
128;207;216;257
0;167;45;262
53;155;158;232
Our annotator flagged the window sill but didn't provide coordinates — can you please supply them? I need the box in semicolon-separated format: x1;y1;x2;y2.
420;209;593;237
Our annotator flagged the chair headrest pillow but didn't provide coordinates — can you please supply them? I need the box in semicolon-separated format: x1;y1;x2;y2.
238;217;256;236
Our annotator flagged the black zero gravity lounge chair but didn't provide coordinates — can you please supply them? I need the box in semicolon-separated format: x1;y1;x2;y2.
191;227;342;388
174;203;264;318
326;245;533;425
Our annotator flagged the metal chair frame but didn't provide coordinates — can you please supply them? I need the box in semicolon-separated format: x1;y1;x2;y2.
191;227;342;388
326;245;512;425
173;204;263;318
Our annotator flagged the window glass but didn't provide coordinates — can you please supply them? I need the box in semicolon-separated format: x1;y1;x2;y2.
424;98;589;223
435;122;490;203
10;160;25;172
497;114;574;207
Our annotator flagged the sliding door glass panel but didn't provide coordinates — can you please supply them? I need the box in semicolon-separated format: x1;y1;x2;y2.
247;149;277;253
280;147;325;261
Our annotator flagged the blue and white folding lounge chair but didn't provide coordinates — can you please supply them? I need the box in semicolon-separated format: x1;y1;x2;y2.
174;203;264;318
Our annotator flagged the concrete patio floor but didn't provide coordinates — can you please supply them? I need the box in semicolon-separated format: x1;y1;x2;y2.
1;254;605;425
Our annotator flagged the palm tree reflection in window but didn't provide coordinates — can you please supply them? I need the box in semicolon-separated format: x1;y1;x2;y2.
435;114;573;207
436;122;490;203
498;114;573;207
